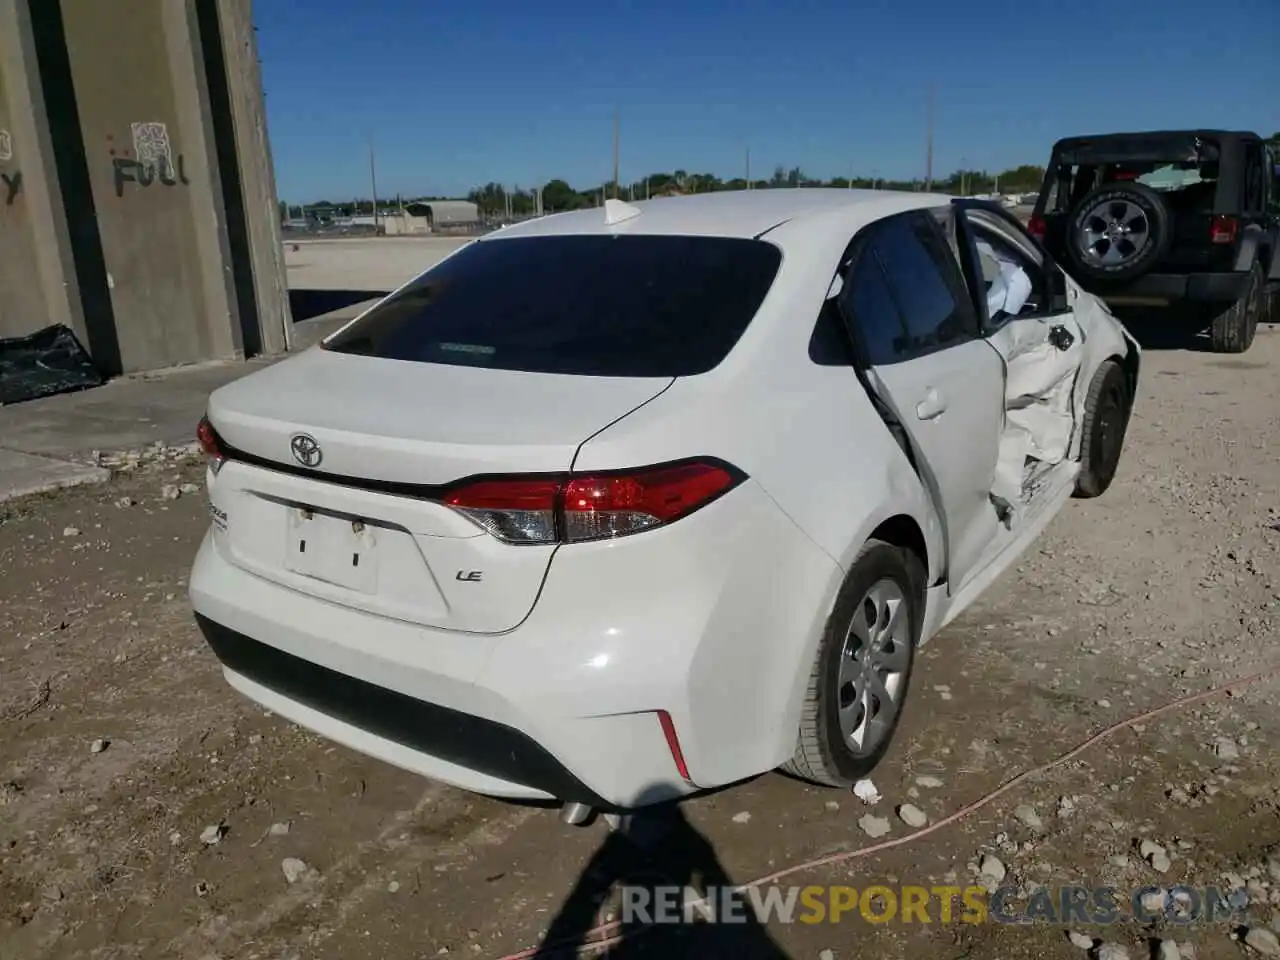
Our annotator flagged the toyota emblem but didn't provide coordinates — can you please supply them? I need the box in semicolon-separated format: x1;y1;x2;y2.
290;433;322;468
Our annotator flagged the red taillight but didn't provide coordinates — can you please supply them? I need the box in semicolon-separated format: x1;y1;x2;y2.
197;416;226;461
1210;215;1238;245
561;461;736;541
443;459;742;545
1027;215;1046;240
444;478;560;544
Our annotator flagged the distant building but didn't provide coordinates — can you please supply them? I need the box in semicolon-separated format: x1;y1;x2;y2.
383;200;480;235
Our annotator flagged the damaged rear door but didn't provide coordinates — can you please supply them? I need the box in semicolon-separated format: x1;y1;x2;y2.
836;209;1006;594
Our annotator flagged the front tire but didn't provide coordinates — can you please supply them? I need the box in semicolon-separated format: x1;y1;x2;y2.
782;539;924;787
1208;262;1263;354
1074;359;1132;499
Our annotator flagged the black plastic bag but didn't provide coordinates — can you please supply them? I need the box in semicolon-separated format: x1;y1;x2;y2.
0;323;104;405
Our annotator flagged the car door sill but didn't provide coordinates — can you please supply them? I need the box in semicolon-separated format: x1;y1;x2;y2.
939;460;1079;633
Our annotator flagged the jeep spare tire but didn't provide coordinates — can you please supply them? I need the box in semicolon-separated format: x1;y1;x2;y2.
1065;181;1172;283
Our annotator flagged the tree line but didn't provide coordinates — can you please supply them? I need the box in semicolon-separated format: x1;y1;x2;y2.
286;137;1280;220
465;164;1049;216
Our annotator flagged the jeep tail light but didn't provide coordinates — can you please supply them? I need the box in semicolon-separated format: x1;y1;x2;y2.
197;416;227;472
1210;215;1238;245
1027;215;1046;240
443;459;744;545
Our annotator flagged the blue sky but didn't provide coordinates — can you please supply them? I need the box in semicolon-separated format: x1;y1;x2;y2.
255;0;1279;202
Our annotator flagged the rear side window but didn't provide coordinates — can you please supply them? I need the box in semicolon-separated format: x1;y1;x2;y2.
840;212;975;365
873;214;971;351
846;247;906;366
324;234;782;377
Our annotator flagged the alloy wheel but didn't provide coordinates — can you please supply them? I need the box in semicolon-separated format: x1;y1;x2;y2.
837;578;911;758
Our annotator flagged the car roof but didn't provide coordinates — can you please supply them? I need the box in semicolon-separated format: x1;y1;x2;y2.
1052;129;1259;149
482;188;954;241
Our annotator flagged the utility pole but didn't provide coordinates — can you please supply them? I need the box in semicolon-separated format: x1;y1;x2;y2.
612;108;620;200
925;85;934;192
368;136;380;231
745;146;751;189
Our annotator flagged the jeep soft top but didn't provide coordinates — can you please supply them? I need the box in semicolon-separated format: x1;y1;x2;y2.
1030;129;1279;353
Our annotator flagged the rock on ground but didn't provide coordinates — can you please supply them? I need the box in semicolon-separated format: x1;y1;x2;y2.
1013;804;1043;831
1067;930;1094;949
978;854;1006;883
897;803;927;828
281;857;310;884
1245;928;1280;957
858;815;891;839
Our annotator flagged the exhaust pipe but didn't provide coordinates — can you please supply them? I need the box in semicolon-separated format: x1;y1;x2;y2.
559;801;592;826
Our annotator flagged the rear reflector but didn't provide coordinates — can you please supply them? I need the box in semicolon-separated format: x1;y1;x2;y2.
1210;215;1238;245
657;710;692;782
444;459;744;545
1027;215;1046;240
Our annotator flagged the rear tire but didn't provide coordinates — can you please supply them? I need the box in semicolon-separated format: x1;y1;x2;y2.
782;539;924;787
1074;359;1132;499
1208;262;1263;354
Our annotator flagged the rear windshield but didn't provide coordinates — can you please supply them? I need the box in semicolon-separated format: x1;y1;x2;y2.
323;234;783;377
1041;139;1221;214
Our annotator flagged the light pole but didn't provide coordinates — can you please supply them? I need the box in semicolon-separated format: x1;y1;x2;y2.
925;83;934;192
368;136;379;231
612;108;620;200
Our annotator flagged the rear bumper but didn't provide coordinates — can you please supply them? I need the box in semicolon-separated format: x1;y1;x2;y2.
196;614;611;805
1089;271;1247;305
188;479;842;809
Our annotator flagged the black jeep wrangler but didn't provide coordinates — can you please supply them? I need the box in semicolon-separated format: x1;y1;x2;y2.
1029;130;1279;353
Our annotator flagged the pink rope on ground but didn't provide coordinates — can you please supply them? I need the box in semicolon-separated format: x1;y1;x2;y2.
496;664;1280;960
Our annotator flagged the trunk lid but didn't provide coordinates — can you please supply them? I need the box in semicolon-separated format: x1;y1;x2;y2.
205;348;671;633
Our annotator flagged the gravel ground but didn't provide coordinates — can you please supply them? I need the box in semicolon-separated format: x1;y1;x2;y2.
2;322;1279;960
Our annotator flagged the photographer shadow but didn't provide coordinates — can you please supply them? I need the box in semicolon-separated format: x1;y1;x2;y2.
532;791;791;959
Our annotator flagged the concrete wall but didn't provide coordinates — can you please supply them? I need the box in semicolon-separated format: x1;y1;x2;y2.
0;0;291;376
59;0;239;371
0;0;85;347
0;34;45;337
207;0;291;354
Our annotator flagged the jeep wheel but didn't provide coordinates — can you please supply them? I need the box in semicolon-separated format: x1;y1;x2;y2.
1209;262;1263;354
1066;182;1172;283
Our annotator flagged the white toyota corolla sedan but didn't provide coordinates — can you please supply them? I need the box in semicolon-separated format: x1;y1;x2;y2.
190;189;1140;817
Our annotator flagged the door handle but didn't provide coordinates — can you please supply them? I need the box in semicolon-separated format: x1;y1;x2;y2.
916;388;948;421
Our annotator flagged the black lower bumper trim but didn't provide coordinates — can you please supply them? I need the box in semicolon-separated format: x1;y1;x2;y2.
1089;271;1248;304
194;614;607;807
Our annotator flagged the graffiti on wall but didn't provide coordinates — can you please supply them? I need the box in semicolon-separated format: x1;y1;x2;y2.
109;122;190;197
0;128;21;208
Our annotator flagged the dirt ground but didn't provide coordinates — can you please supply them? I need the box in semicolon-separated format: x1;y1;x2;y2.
2;321;1280;960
